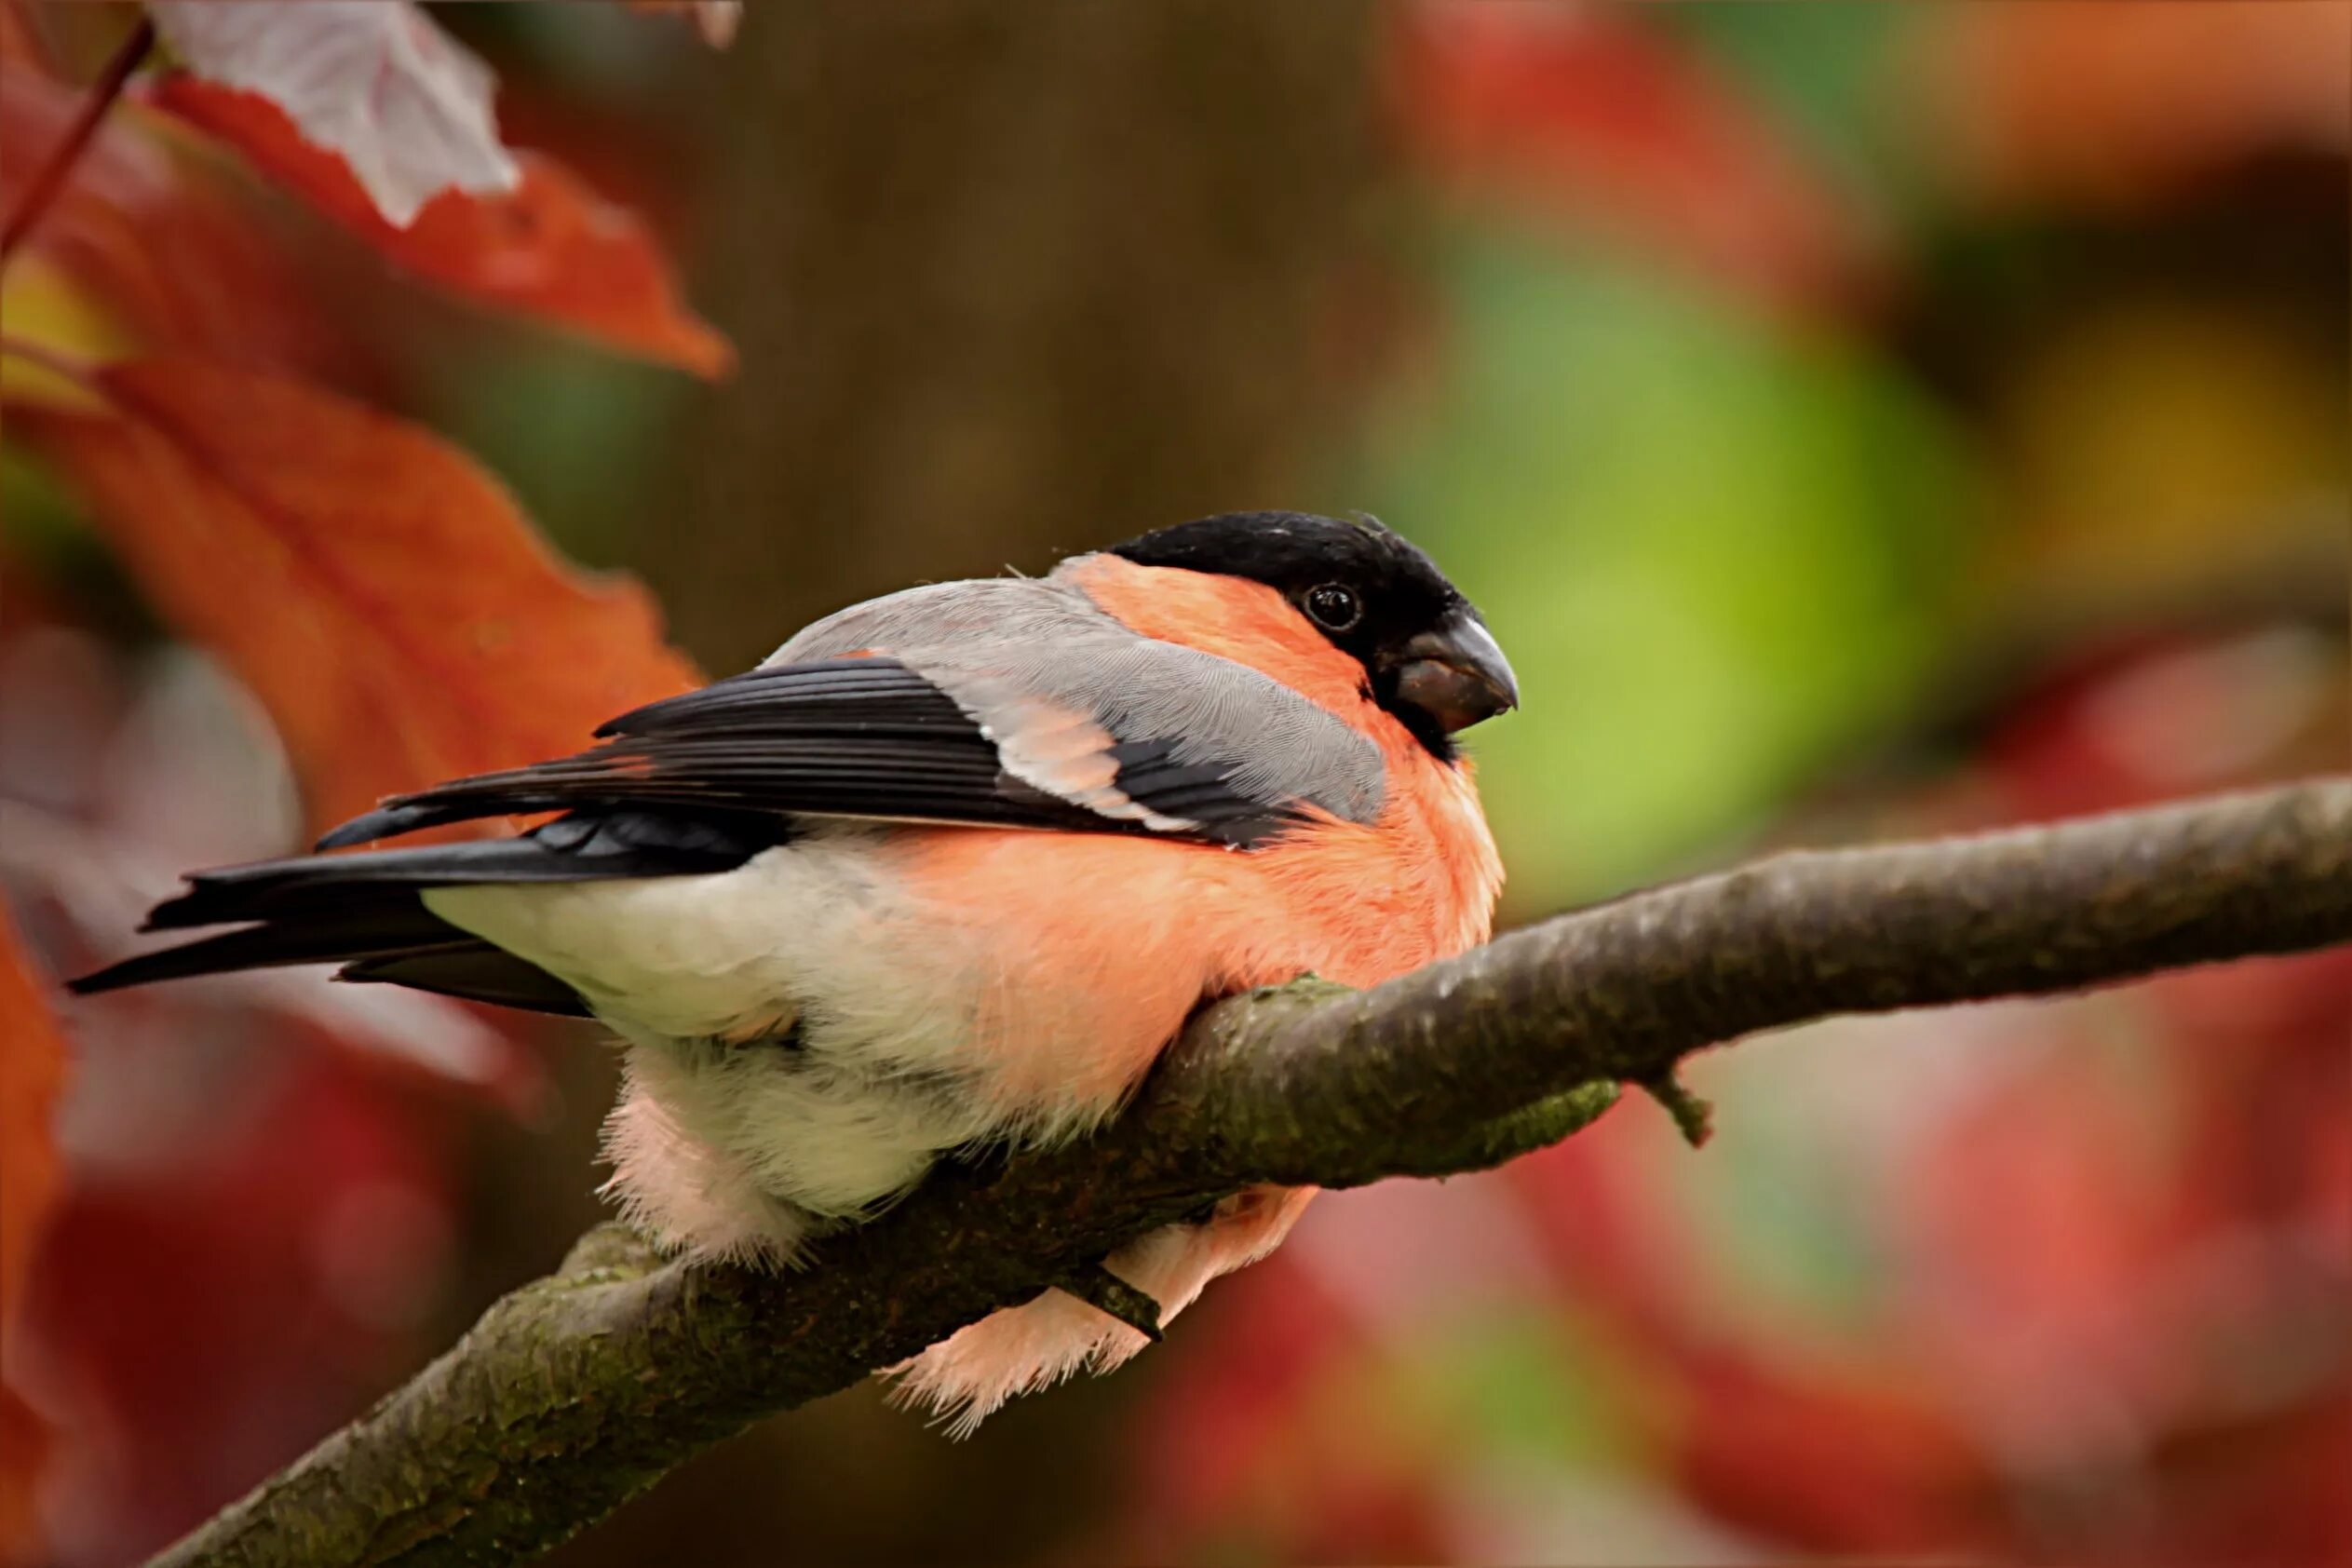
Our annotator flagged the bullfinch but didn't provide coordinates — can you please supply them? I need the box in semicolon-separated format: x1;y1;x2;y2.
71;510;1516;1432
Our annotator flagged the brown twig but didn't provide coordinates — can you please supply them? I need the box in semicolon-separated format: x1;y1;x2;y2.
0;16;155;271
141;778;2352;1568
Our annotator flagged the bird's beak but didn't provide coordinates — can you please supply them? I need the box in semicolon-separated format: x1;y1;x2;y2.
1391;613;1519;735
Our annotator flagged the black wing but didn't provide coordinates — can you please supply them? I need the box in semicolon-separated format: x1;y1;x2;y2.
318;656;1298;851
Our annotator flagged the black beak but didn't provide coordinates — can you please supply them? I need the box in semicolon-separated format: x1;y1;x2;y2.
1390;613;1519;735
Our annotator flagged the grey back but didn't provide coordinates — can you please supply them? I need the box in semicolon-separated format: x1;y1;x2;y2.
768;566;1385;827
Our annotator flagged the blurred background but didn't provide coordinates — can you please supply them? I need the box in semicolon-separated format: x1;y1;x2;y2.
2;2;2346;1563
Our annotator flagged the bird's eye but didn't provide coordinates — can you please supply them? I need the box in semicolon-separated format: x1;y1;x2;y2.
1303;583;1362;632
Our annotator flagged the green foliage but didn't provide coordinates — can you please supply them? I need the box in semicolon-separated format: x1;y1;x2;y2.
1662;2;1921;215
1364;229;1975;904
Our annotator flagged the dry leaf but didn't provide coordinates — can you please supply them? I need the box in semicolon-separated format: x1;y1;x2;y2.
147;0;520;227
149;74;732;376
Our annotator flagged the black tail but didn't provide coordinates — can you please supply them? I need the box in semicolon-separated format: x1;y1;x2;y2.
68;809;787;1017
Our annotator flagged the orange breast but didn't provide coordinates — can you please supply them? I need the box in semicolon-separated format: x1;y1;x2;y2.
887;556;1503;1118
1062;549;1503;978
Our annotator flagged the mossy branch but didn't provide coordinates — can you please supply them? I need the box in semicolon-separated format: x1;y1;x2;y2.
148;778;2352;1568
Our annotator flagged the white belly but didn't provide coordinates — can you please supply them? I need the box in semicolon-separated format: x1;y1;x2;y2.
424;825;1018;1252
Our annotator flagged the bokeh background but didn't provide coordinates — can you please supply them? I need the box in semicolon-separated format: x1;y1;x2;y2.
3;3;2347;1563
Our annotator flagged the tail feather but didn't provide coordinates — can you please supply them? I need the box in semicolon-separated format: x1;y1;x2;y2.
69;808;781;1017
339;946;591;1016
143;842;572;930
148;811;771;931
70;901;462;994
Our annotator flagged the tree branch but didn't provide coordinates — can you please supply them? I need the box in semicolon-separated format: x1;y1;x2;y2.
148;778;2352;1568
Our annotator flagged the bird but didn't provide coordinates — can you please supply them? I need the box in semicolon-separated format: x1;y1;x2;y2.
69;509;1515;1433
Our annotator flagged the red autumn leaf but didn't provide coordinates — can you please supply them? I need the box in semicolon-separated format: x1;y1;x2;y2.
1909;2;2352;210
20;1043;463;1561
0;1387;44;1567
146;74;732;376
14;358;701;838
1388;3;1882;318
0;60;323;368
0;908;68;1564
1659;1345;1988;1553
0;4;47;66
0;906;66;1340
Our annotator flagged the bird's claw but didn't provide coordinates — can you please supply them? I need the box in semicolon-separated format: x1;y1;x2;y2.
1058;1259;1163;1341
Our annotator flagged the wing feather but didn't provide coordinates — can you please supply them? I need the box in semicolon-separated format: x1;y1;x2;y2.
318;656;1305;850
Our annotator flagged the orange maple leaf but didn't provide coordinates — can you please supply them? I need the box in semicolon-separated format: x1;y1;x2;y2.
148;75;732;377
0;908;66;1563
15;358;704;839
